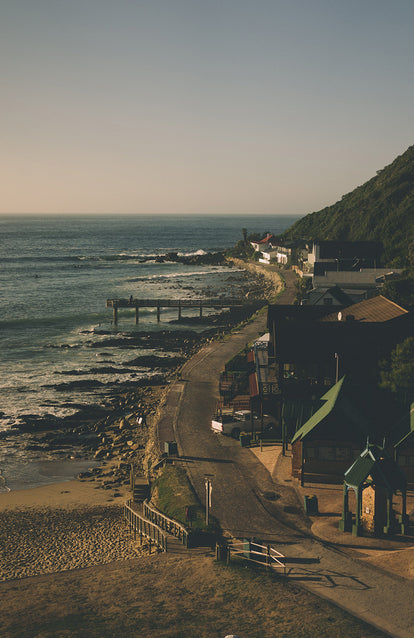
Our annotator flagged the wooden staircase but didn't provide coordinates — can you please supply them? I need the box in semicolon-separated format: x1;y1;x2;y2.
133;478;150;501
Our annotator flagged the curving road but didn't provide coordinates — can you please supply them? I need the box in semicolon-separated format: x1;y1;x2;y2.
156;268;414;638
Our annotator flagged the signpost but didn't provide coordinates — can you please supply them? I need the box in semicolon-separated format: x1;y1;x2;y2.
204;474;213;526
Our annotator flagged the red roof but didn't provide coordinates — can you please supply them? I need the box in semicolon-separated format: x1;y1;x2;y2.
257;234;274;244
249;373;259;397
247;351;255;363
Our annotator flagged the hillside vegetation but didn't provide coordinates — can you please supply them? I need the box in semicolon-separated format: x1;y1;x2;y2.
284;144;414;266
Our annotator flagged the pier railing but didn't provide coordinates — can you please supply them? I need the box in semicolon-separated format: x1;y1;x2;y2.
124;500;168;552
107;297;247;308
143;499;189;548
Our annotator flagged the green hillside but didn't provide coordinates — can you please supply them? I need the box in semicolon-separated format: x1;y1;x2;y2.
284;144;414;266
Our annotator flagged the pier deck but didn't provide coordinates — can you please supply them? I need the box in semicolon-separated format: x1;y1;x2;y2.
106;297;253;324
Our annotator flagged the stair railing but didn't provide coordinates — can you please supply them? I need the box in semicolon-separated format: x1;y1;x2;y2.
143;499;189;547
124;499;168;552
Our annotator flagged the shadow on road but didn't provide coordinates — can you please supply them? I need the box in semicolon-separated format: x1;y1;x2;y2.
287;567;372;591
178;455;235;464
284;557;320;564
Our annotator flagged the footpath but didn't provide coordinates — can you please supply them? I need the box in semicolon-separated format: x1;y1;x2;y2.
155;267;414;638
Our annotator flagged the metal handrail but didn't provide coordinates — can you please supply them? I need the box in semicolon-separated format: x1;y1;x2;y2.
143;499;189;547
124;500;168;552
227;540;286;576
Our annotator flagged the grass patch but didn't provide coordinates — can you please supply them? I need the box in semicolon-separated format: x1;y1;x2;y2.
153;464;220;538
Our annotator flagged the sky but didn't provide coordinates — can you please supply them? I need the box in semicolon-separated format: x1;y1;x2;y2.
1;0;414;216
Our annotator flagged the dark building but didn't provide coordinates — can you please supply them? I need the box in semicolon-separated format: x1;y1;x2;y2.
267;296;414;446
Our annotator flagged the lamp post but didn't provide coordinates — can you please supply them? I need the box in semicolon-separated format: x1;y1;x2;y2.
335;352;339;383
204;474;213;526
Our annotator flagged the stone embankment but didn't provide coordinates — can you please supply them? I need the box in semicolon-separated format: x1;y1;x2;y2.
227;257;285;300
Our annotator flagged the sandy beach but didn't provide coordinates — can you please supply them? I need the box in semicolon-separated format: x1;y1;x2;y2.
0;261;284;583
0;467;148;581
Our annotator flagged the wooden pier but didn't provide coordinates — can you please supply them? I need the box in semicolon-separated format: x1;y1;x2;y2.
106;297;251;325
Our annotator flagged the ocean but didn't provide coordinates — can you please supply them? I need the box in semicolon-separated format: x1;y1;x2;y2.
0;214;299;490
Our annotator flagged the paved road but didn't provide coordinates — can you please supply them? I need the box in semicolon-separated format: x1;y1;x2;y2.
157;272;414;638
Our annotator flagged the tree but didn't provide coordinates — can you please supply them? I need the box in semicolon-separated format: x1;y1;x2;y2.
242;228;248;243
294;277;312;304
382;275;414;309
380;337;414;393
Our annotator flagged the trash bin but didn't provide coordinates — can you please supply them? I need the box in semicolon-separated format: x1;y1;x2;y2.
239;433;251;447
164;440;178;455
304;495;318;514
215;543;228;561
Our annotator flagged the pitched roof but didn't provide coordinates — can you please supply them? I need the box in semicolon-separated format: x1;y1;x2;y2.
291;377;345;443
309;286;353;306
344;445;406;491
322;295;408;323
390;403;414;448
256;233;274;244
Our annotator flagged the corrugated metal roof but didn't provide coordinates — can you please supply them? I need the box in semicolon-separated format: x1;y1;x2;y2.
344;454;376;488
322;295;408;323
291;377;345;443
345;445;406;490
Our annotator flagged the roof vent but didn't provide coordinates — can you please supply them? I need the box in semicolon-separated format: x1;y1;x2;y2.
346;314;355;322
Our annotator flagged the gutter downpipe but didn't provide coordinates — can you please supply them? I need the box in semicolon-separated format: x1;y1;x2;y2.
301;440;305;487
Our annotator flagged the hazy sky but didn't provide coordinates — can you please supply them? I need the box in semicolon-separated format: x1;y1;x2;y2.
2;0;414;216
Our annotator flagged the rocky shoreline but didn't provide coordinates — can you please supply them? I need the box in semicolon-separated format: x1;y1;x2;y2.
0;260;283;582
2;259;280;495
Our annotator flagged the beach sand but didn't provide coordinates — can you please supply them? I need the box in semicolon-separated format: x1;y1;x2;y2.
0;472;151;582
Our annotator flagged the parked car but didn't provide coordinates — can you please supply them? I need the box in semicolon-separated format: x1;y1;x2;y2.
211;410;277;438
211;411;251;438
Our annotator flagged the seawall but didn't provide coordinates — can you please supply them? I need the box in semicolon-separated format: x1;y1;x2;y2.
227;257;285;300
